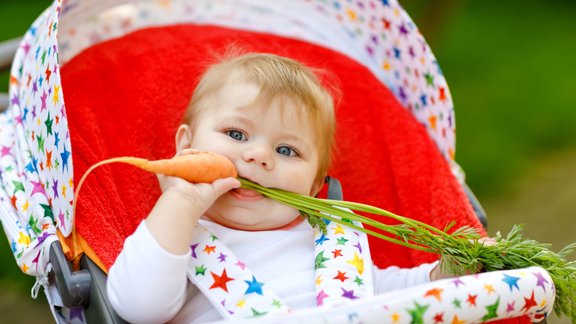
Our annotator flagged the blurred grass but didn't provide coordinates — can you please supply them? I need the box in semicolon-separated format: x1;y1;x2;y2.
1;0;575;322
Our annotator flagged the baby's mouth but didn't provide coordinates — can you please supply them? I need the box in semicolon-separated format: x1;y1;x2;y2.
230;188;263;201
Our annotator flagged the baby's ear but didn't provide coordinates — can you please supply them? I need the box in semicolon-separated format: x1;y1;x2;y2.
175;124;192;152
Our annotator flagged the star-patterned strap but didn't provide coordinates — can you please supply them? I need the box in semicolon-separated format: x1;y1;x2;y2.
187;225;290;319
314;218;374;306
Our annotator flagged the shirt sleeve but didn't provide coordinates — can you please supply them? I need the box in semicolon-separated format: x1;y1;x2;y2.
372;261;438;293
107;220;191;323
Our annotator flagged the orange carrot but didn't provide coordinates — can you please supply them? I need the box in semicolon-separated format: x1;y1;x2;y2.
72;152;237;215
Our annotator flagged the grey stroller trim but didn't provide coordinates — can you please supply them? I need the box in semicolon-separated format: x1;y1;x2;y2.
0;37;21;112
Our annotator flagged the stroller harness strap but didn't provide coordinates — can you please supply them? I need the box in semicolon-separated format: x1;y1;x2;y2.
187;218;374;319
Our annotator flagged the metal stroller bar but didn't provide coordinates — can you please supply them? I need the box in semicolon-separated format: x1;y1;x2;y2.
0;38;21;112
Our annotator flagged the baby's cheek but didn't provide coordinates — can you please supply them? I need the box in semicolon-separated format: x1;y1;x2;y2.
280;172;317;195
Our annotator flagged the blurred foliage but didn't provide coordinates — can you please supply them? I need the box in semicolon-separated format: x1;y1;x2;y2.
402;0;576;197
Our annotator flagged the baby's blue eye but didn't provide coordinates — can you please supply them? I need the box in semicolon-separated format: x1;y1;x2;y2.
276;145;297;157
227;130;246;141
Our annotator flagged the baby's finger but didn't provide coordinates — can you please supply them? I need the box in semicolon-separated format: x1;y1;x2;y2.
478;237;497;246
211;177;241;197
176;148;201;156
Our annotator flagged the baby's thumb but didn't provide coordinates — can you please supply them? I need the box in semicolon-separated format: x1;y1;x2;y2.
212;177;241;196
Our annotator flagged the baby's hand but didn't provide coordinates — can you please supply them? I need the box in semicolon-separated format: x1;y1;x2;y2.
157;149;240;212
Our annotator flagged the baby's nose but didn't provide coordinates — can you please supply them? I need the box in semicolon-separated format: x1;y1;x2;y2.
242;145;274;170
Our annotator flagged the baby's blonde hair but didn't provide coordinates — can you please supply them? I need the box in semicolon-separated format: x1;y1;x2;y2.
182;53;337;185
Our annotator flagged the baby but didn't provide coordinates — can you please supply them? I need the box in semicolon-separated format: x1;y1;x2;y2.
107;53;449;323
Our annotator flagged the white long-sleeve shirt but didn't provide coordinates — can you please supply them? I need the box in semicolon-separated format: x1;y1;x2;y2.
107;220;436;323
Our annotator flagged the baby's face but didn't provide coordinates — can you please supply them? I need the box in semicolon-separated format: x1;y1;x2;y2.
183;81;321;231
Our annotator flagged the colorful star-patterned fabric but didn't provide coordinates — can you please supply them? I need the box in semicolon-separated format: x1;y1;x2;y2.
188;218;373;319
0;0;556;322
222;266;555;323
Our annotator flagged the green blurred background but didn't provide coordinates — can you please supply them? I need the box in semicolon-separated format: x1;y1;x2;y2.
1;0;575;322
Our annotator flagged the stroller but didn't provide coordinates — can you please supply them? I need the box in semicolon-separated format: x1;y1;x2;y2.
0;0;555;323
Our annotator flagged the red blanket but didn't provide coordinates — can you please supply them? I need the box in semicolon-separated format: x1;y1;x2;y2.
62;25;527;323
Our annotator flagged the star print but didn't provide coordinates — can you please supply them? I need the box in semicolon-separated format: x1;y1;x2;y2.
30;180;44;196
433;312;443;323
315;233;329;245
506;301;515;312
11;94;20;106
398;23;408;36
533;272;549;291
316;289;329;305
37;134;45;152
452;277;465;287
44;112;53;135
52;85;60;104
235;260;246;270
272;299;282;308
451;314;465;324
190;243;198;258
58;211;65;226
424;288;443;301
217;252;227;262
250;308;267;317
0;145;12;157
18;232;31;247
40;204;54;222
424;72;434;87
203;245;216;254
332;249;343;258
52;179;59;198
484;283;495;294
333;271;349;282
521;291;537;313
346;252;364;275
46;150;53;169
439;87;447;102
452;298;461;309
12;180;25;194
502;274;521;291
60;147;70;171
407;302;429;324
22;200;29;212
244;275;264;295
315;251;330;269
195;265;206;276
40;91;48;111
336;237;349;245
209;269;234;292
333;224;345;235
354;275;364;286
353;242;363;253
341;288;358;300
428;114;437;130
467;293;478;306
482;297;500;322
393;46;401;59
